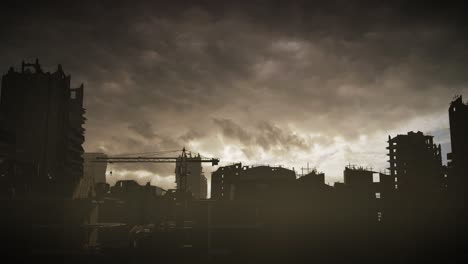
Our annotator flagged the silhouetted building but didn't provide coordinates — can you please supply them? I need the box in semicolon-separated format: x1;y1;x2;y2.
387;131;447;231
238;165;296;200
0;113;15;197
341;166;379;222
334;165;397;225
448;96;468;206
333;181;346;191
295;168;334;208
0;113;13;157
175;153;207;199
0;60;86;198
295;168;333;198
109;180;165;198
344;165;374;191
211;163;242;200
211;163;296;201
0;61;92;251
100;180;166;224
97;180;166;248
297;168;325;186
375;172;396;200
388;131;444;195
0;113;14;171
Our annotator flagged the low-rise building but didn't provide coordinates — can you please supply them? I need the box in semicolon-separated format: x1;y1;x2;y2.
211;163;296;201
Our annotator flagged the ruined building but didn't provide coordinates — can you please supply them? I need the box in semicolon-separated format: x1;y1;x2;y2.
448;96;468;208
175;153;208;199
338;165;395;224
0;60;86;198
388;131;444;195
387;131;446;229
342;165;394;200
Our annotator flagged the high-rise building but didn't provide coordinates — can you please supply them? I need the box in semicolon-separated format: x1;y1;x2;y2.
388;131;444;195
0;60;86;198
0;112;14;164
175;153;207;199
447;96;468;206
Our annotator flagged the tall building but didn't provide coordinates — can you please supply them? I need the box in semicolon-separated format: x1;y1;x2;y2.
0;60;86;198
0;112;14;164
387;131;448;230
388;131;444;195
175;152;207;199
0;113;14;197
448;96;468;207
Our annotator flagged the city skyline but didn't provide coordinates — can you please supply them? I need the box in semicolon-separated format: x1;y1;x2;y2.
1;1;468;261
0;1;466;190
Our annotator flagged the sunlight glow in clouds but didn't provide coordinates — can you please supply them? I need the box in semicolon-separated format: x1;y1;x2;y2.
106;169;176;190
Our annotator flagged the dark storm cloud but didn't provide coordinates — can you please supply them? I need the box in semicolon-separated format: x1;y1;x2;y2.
179;130;204;142
128;122;158;139
255;122;311;151
213;118;252;144
213;118;335;158
1;1;467;183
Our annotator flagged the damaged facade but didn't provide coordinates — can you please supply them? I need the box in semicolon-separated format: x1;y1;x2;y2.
387;131;446;228
0;60;90;250
388;131;444;194
0;60;86;198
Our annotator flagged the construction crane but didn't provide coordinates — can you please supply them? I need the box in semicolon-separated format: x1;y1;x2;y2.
94;148;219;194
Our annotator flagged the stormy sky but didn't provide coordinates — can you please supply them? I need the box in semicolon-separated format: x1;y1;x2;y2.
1;1;467;193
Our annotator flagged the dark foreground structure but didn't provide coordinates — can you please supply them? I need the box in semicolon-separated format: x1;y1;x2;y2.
1;62;468;263
0;61;93;259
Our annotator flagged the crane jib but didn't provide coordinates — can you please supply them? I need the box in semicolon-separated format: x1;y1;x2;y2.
93;157;219;166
